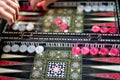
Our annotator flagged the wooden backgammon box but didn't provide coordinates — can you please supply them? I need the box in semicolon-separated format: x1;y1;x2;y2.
0;0;120;80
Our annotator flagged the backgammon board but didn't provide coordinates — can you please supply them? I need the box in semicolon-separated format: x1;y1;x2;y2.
0;0;120;80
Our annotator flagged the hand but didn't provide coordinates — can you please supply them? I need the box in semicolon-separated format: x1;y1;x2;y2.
0;0;20;25
29;0;57;11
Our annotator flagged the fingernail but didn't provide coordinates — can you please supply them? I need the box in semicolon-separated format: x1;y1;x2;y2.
37;2;44;8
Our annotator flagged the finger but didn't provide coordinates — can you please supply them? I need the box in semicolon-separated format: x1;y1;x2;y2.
4;3;16;21
12;0;20;8
42;0;57;11
30;0;42;10
0;7;14;25
6;0;19;19
37;1;46;10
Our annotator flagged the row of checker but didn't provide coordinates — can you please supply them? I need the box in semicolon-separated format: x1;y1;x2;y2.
2;43;120;57
77;3;115;13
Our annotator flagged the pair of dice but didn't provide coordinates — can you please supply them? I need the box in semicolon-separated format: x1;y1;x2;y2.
54;18;69;31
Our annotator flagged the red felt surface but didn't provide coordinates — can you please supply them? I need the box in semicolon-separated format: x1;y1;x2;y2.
95;12;115;17
92;58;120;64
0;60;22;66
0;76;18;80
92;73;120;79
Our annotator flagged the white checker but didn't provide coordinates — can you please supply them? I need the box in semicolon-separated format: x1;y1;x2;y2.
27;45;36;53
35;46;44;54
3;45;11;53
18;24;26;32
77;5;84;13
11;44;19;52
26;23;34;31
92;5;99;12
99;5;107;11
12;23;19;31
106;5;115;11
84;5;92;12
19;45;27;53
